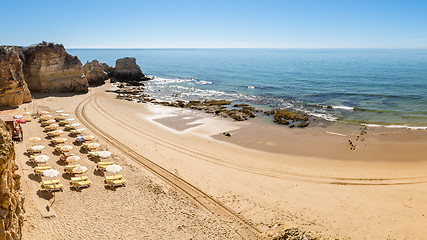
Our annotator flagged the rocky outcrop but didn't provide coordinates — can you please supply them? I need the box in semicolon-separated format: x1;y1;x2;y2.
83;60;109;86
110;57;150;81
0;120;24;240
22;42;88;92
0;47;32;106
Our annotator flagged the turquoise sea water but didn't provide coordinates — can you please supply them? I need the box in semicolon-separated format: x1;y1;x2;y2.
68;49;427;127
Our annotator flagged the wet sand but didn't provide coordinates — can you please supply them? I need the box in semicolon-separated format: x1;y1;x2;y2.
5;82;427;239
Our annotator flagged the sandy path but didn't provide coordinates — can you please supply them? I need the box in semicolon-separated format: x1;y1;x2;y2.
8;82;427;239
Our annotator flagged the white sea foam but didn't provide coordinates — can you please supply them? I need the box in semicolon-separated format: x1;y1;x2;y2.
247;86;256;89
363;124;382;128
407;126;427;130
198;80;212;85
325;131;347;136
332;105;354;111
385;125;408;129
309;112;338;122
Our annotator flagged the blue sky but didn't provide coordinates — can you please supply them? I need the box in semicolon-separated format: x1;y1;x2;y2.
2;0;427;48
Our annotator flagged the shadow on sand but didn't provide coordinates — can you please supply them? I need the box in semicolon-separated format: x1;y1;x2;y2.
37;190;53;200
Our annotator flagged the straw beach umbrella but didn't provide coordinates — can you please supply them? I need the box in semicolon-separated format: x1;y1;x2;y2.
106;164;122;174
53;137;68;144
72;166;88;174
34;155;49;163
87;143;100;150
83;135;95;141
98;151;112;158
31;145;45;151
66;155;80;163
60;145;73;152
45;119;56;124
43;169;60;178
29;137;41;143
50;130;64;136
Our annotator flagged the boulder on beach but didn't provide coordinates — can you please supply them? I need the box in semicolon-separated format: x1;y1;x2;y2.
83;60;110;86
109;57;151;81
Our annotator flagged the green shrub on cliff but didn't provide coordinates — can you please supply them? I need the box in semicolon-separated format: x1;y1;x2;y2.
0;46;5;54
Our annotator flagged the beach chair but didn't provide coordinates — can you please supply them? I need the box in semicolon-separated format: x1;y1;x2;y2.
55;116;65;121
96;161;114;171
34;166;52;175
28;154;42;163
71;180;92;189
64;164;80;173
70;176;91;189
59;120;68;126
42;179;60;185
71;176;89;182
24;116;32;122
105;175;123;182
41;183;64;192
105;178;126;188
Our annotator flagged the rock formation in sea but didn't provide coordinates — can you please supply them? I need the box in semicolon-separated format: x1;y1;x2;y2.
82;60;109;86
22;42;88;92
109;57;151;81
0;120;24;240
0;47;32;106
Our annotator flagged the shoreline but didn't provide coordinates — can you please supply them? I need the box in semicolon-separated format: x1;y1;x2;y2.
4;82;427;239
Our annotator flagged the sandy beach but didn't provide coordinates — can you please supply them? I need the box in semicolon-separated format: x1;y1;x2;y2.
5;82;427;239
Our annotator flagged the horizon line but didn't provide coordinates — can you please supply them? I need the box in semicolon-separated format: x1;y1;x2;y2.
66;47;427;50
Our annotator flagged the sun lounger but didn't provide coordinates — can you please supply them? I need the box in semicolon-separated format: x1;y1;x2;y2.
24;117;32;122
71;176;89;182
55;116;65;121
96;162;114;171
41;183;64;192
59;120;68;126
71;179;92;189
42;179;60;185
105;175;123;181
34;166;52;175
105;178;126;188
64;164;80;173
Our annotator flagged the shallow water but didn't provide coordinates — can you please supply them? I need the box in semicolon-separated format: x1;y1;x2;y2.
69;48;427;127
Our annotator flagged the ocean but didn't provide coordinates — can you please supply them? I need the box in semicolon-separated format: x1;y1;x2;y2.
68;49;427;128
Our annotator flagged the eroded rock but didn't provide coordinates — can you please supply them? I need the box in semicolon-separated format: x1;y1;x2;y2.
0;119;24;240
0;46;32;106
83;60;109;86
23;42;88;92
110;57;151;81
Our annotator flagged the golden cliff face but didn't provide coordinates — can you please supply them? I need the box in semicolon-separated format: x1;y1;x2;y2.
0;120;24;240
23;43;88;92
0;47;32;106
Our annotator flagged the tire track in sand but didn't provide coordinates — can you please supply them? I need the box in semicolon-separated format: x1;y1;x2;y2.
90;92;427;186
75;93;262;240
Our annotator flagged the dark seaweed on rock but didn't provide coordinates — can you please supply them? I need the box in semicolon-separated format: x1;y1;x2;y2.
108;83;311;128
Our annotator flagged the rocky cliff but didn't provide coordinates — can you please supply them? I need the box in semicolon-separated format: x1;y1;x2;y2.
0;47;32;106
0;120;24;240
110;57;150;81
22;43;88;92
82;60;109;86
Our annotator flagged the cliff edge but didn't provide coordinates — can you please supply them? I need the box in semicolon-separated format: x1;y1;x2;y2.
0;120;24;240
0;47;32;106
23;43;88;92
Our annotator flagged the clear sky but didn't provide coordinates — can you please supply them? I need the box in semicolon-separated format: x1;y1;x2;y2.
2;0;427;48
